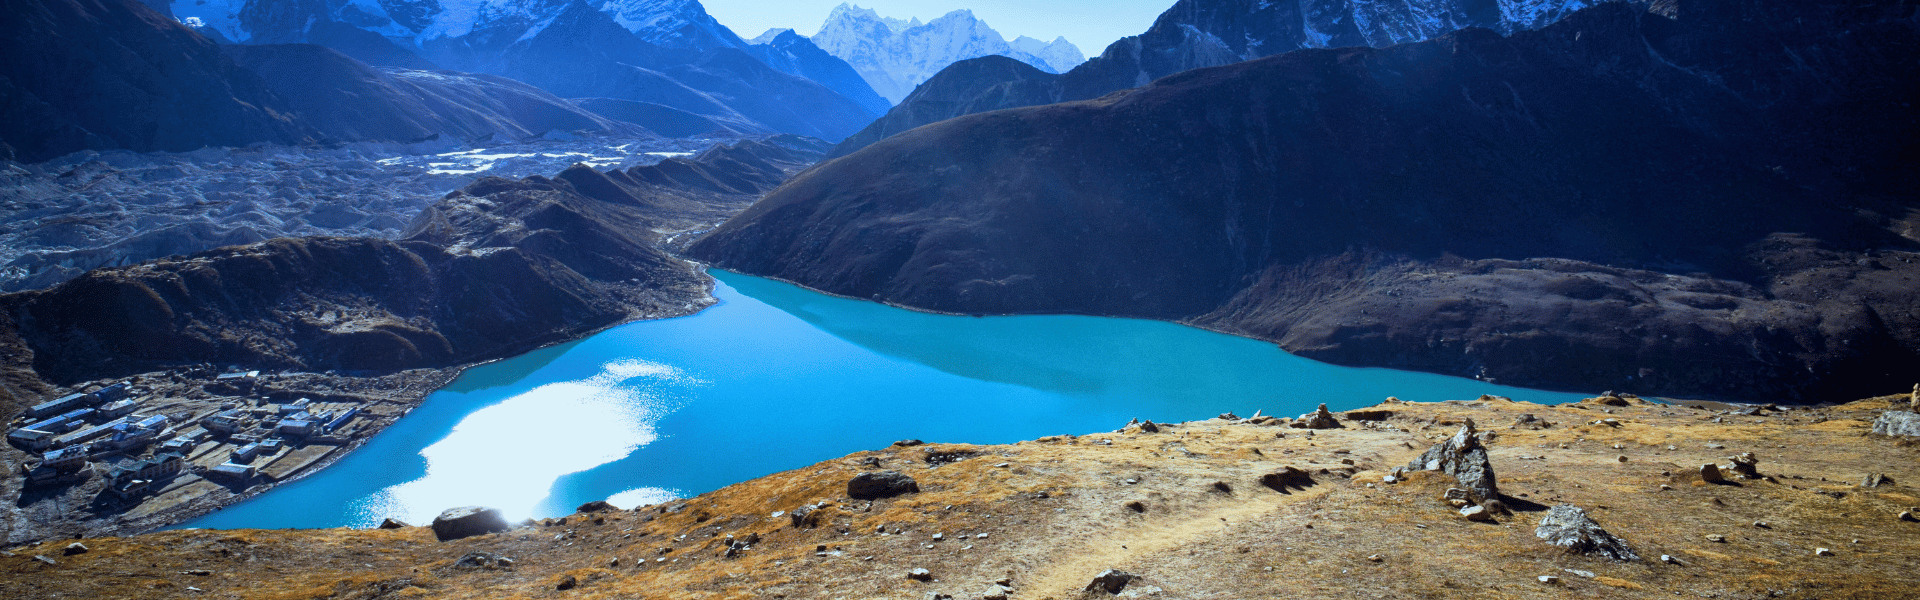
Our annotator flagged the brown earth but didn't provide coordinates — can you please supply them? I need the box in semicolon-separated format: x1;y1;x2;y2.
5;393;1915;599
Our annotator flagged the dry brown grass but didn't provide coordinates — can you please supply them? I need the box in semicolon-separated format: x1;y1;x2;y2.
3;394;1917;599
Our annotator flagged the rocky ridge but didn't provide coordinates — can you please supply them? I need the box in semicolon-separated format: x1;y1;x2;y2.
831;0;1652;156
3;392;1915;598
809;3;1086;104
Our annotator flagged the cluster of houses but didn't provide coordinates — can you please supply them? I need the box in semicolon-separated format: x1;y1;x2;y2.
6;376;364;501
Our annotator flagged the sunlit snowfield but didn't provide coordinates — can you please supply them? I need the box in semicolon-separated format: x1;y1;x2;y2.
180;270;1588;530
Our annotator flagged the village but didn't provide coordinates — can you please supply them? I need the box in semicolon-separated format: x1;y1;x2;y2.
4;368;390;517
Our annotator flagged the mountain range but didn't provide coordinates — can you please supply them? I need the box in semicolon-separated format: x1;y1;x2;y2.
163;0;888;142
690;0;1920;402
809;3;1085;104
832;0;1649;155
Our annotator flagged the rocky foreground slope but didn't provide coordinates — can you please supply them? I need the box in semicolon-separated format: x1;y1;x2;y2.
691;0;1920;402
4;393;1916;599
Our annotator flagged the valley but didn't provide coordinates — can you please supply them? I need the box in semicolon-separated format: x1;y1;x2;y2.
0;0;1916;597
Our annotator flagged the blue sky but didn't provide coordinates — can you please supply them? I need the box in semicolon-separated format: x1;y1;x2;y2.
700;0;1175;54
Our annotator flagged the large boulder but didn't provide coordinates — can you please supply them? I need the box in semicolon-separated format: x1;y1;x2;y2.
1872;411;1920;438
431;506;510;541
1536;504;1638;561
848;470;920;500
1406;420;1498;504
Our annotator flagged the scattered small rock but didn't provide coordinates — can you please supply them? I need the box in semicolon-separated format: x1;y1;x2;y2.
1899;511;1917;522
63;543;88;556
1727;452;1761;479
1218;412;1240;421
556;574;577;590
790;502;830;528
1538;575;1560;585
908;567;933;582
1815;547;1835;557
1461;505;1493;522
1085;569;1138;594
1536;504;1639;561
1123;500;1147;513
980;583;1013;600
1367;554;1383;562
431;506;510;542
181;569;212;576
849;471;920;500
1661;554;1681;565
1706;534;1726;543
1212;481;1232;493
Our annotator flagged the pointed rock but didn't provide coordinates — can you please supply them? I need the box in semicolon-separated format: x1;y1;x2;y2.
1406;419;1498;503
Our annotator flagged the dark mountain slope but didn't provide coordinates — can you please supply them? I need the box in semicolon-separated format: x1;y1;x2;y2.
2;136;825;384
748;29;893;117
0;0;307;162
831;0;1657;156
571;97;758;138
828;55;1061;160
690;1;1920;401
223;44;645;143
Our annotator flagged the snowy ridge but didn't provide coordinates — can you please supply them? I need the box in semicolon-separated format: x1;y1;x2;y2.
171;0;744;49
810;3;1087;105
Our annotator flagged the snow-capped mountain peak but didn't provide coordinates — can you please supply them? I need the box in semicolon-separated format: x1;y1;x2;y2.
809;3;1086;104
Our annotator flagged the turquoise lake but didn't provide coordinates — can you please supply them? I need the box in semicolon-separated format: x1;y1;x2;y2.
180;270;1588;530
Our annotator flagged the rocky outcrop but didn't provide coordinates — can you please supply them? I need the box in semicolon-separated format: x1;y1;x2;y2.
692;1;1920;401
1535;504;1638;561
847;470;919;500
1290;404;1342;429
431;506;509;541
1407;421;1498;504
1872;412;1920;438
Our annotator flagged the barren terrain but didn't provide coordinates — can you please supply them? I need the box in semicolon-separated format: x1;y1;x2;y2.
4;393;1914;599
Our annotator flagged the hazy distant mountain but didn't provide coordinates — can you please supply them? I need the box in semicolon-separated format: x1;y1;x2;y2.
810;3;1086;104
0;0;646;162
832;0;1644;155
692;0;1920;402
169;0;883;139
1008;35;1086;74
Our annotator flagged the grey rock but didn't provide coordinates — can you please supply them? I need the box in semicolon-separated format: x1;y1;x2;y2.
893;439;926;447
1291;404;1343;429
1727;452;1761;479
1536;504;1639;561
849;470;920;500
1406;419;1498;503
431;506;510;542
576;500;617;513
1461;505;1493;521
32;555;56;566
63;542;88;556
789;502;830;528
452;552;504;569
908;567;933;581
1872;411;1920;437
378;518;411;529
981;583;1013;600
1139;420;1160;433
1085;569;1138;594
1862;473;1891;487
